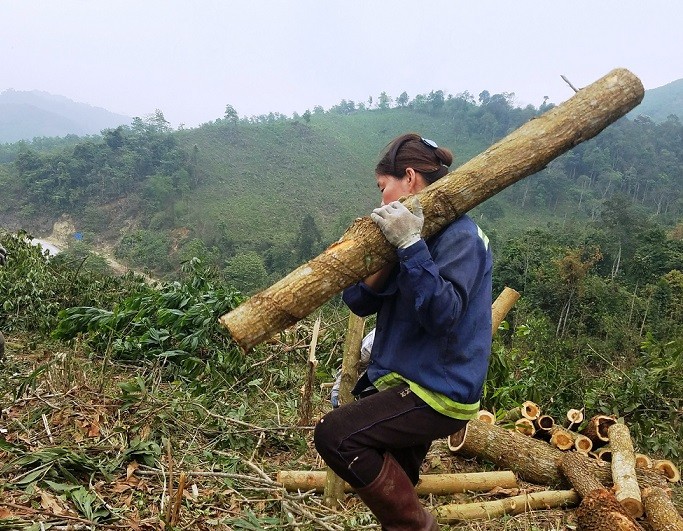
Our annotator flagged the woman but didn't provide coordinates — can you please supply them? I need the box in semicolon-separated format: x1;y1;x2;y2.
314;133;493;530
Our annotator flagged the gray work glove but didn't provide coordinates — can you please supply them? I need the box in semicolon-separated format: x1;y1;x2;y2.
0;245;6;266
370;198;424;249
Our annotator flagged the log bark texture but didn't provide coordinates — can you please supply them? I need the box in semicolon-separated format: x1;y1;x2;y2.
642;486;683;531
576;488;645;530
219;69;645;351
559;451;604;498
277;470;518;495
435;490;579;522
608;423;643;518
456;419;668;489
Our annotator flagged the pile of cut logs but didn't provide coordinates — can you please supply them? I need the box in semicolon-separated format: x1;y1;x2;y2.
278;403;681;529
443;403;682;529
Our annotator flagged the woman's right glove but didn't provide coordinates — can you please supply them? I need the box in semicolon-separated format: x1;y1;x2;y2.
370;199;423;249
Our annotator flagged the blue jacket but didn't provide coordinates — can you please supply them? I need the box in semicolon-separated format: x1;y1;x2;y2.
342;214;493;407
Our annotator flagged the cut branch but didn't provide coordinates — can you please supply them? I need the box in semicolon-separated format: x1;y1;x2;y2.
219;69;645;351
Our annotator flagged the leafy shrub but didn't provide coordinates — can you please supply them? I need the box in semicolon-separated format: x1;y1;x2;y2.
54;258;245;378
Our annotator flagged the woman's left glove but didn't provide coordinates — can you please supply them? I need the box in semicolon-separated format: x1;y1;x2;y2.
370;198;423;249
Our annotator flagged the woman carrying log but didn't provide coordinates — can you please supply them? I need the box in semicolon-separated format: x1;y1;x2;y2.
314;133;494;530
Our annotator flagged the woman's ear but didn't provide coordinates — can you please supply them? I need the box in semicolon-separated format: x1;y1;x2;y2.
404;167;425;193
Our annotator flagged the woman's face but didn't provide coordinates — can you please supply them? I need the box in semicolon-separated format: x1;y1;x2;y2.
375;171;425;205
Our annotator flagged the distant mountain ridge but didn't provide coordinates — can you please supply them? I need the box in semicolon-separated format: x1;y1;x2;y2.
0;89;132;143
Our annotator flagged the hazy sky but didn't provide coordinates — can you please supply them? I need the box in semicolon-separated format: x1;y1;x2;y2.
2;1;682;127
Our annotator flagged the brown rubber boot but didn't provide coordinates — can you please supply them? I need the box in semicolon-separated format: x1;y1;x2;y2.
355;453;439;530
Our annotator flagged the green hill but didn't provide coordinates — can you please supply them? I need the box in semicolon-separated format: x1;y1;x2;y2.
629;78;683;122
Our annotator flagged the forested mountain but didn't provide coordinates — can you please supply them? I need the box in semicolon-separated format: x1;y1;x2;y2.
632;78;683;122
0;87;681;291
0;89;131;143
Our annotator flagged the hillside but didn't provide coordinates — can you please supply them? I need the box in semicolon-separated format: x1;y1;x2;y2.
629;78;683;122
0;83;680;289
0;89;132;143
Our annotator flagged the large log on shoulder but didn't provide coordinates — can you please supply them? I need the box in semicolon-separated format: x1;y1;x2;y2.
220;68;644;351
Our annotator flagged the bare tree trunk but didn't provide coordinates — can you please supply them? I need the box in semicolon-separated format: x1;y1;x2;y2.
220;69;645;351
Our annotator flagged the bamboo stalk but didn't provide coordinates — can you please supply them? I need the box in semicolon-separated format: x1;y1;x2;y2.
298;315;321;426
491;286;520;334
277;470;518;495
324;313;365;509
435;490;579;522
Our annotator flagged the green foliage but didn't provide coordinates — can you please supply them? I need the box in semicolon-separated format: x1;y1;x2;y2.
0;231;137;334
583;336;683;458
53;258;245;377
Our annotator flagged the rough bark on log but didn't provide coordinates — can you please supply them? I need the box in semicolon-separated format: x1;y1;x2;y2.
561;453;644;530
608;423;643;518
455;419;668;489
491;286;520;334
219;68;645;351
435;490;579;522
277;470;518;495
642;486;683;531
576;488;645;531
581;415;617;447
559;451;604;498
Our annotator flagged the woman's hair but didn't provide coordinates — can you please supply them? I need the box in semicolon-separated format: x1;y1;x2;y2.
375;133;454;183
